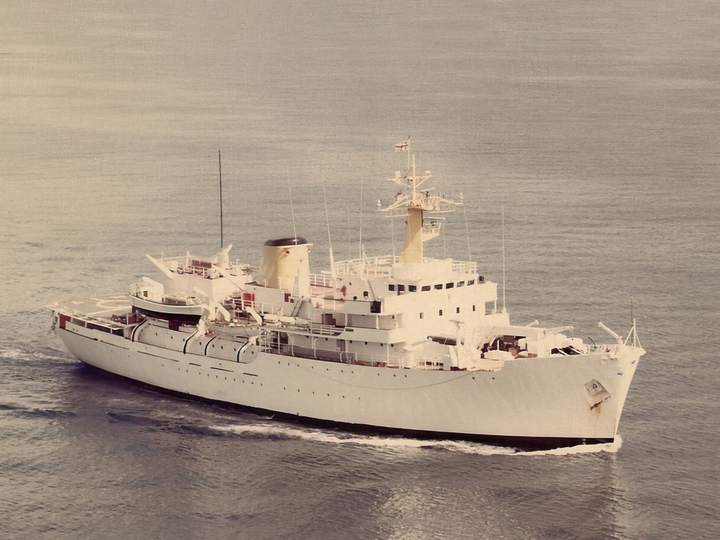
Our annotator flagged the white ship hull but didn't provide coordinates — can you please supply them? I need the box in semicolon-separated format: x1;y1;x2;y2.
56;317;640;448
49;144;644;449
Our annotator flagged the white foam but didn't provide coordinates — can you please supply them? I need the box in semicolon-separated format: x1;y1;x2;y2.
212;423;619;456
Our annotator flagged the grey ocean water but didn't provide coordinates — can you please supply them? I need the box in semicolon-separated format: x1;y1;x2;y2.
2;1;719;538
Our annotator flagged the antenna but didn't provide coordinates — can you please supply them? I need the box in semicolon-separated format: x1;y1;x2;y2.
502;206;506;312
287;168;297;241
462;194;472;261
406;136;411;172
442;214;447;259
322;179;336;279
218;150;224;249
358;177;363;259
391;212;396;260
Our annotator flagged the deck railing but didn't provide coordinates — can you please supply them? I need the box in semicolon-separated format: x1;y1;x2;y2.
266;342;404;368
334;256;478;277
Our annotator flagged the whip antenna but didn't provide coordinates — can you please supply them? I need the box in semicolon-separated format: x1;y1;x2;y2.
358;178;363;258
218;150;224;250
462;194;472;261
502;206;506;312
322;179;336;279
287;168;297;242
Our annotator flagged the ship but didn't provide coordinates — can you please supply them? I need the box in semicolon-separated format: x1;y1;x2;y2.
49;141;645;450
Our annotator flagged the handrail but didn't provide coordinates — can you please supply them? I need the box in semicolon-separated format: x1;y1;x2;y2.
309;274;333;287
263;342;403;368
334;256;478;277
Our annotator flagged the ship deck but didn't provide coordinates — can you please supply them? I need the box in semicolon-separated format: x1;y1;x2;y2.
50;294;132;320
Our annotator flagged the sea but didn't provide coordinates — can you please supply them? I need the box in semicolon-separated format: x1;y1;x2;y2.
1;1;719;538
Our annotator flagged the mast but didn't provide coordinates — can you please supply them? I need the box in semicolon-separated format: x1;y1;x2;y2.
381;139;459;263
402;152;423;263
